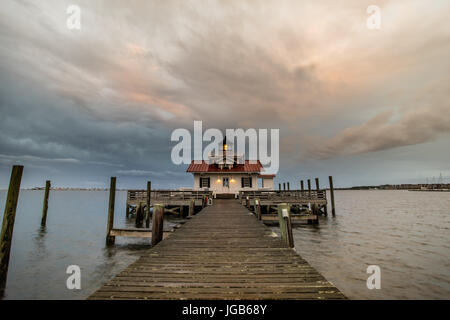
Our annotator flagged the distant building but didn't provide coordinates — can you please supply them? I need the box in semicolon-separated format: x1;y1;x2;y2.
186;138;275;196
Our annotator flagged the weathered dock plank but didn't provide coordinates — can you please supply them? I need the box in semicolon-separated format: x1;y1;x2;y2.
89;199;345;300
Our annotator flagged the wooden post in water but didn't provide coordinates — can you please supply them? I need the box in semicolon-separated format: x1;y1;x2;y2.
286;213;294;248
0;165;24;296
41;180;51;227
152;204;164;246
145;181;151;228
106;177;116;245
287;182;290;191
202;195;206;209
255;198;261;220
189;198;195;216
277;203;293;248
135;203;143;227
329;176;336;217
278;183;281;191
307;179;311;198
126;204;130;218
283;183;286;191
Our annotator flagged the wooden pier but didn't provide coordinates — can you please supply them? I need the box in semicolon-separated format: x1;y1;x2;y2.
240;189;329;225
90;199;345;300
126;189;212;216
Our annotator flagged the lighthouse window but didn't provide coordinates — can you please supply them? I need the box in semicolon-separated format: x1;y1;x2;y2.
241;177;252;188
200;177;210;188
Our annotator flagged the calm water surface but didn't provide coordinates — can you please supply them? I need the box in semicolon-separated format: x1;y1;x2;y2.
285;190;450;299
0;190;449;299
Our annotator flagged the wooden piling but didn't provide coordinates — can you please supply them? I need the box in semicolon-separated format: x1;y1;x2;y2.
300;180;304;191
145;181;151;228
0;165;23;296
202;195;206;209
106;177;116;245
189;198;195;216
152;204;164;246
255;198;261;220
135;203;143;227
307;179;311;197
329;176;336;216
277;203;293;248
41;180;51;227
278;183;281;191
311;203;320;224
315;178;320;190
287;182;290;191
286;213;294;248
283;183;286;191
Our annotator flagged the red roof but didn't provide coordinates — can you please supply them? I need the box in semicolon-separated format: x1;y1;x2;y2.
187;160;263;173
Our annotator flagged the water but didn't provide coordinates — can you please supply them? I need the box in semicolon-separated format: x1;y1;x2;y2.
0;190;449;299
285;190;450;299
0;190;180;300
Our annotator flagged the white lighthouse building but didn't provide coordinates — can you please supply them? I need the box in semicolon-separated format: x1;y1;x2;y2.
186;138;275;196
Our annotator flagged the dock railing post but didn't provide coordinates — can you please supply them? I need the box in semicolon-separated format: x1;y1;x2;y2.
0;165;24;296
255;198;261;220
329;176;336;216
145;181;151;228
307;179;311;198
106;177;116;245
189;198;195;216
286;212;294;248
152;204;164;246
277;203;293;248
41;180;51;227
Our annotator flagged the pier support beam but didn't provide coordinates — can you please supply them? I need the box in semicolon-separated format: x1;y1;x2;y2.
135;203;144;227
0;165;24;296
106;177;116;245
152;204;164;246
311;204;320;224
329;176;336;217
41;180;51;227
145;181;151;228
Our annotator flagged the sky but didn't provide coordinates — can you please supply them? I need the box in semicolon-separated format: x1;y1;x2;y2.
0;0;449;189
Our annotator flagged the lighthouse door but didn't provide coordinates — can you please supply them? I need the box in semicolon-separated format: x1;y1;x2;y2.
222;177;230;192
